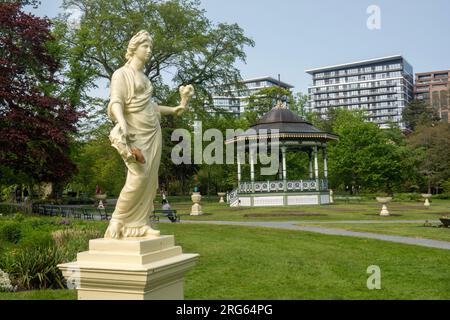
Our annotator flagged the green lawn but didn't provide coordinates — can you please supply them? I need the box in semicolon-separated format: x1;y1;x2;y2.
296;222;450;242
2;223;450;300
0;289;76;300
172;199;450;222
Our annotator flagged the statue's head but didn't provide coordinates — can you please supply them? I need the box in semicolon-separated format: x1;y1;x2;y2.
126;30;153;63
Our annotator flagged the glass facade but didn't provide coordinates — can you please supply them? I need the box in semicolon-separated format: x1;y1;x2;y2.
306;56;414;129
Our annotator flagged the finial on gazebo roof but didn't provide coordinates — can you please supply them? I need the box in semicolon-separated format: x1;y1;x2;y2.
273;100;288;110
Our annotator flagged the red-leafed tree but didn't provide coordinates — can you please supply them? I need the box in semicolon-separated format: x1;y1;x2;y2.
0;1;81;188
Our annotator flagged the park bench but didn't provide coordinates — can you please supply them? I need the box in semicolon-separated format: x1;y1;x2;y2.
82;208;95;220
151;209;180;223
72;209;82;220
98;208;112;221
60;207;74;218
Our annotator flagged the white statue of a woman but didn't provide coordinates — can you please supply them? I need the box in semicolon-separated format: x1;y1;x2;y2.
104;30;194;239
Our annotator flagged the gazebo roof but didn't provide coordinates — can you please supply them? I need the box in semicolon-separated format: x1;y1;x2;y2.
226;104;339;144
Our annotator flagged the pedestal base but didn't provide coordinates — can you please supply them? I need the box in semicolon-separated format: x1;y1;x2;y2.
190;203;203;216
58;235;199;300
380;205;390;216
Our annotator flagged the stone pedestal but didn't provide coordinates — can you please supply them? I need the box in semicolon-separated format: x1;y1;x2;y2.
58;235;199;300
376;197;392;217
422;194;432;208
190;192;203;216
218;192;226;204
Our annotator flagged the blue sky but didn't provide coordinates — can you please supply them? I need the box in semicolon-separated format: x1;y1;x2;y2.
28;0;450;98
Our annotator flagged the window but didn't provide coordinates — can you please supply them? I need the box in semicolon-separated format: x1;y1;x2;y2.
315;80;325;86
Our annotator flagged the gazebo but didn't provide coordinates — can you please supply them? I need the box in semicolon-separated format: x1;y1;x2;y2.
225;103;338;207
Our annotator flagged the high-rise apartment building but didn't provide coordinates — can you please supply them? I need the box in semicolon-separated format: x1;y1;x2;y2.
306;55;414;129
209;76;294;116
415;70;450;123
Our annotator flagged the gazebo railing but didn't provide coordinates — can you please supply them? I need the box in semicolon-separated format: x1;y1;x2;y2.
237;179;328;194
227;188;239;206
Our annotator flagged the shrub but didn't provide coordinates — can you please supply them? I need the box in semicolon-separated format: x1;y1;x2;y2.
19;231;54;250
391;193;422;202
3;245;66;290
26;217;53;229
52;228;102;261
0;222;22;244
13;213;25;223
435;193;450;200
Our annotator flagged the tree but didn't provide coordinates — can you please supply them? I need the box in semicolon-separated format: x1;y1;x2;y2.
327;110;409;194
244;86;294;125
70;124;126;197
293;92;308;117
407;123;450;194
402;99;440;132
52;0;254;195
0;2;81;189
55;0;254;116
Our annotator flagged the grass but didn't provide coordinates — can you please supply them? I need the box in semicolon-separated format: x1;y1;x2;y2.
0;289;76;300
173;199;450;222
2;223;450;300
164;224;450;300
1;200;450;300
296;222;450;242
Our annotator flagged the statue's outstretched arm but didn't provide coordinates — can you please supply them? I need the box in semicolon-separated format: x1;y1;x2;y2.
157;85;194;116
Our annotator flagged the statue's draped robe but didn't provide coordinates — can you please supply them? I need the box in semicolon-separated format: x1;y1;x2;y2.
105;64;162;238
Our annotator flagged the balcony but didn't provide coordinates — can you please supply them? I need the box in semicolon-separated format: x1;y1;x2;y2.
313;65;403;80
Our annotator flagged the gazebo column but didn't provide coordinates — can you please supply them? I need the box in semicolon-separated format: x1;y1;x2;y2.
278;152;283;180
250;150;255;193
314;146;319;191
237;156;242;184
281;146;287;191
308;150;313;179
323;148;328;179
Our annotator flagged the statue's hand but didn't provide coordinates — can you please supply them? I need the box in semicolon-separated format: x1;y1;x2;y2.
173;105;186;116
179;84;195;102
131;148;146;164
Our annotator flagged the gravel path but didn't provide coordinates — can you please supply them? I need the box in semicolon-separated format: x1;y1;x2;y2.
177;220;450;250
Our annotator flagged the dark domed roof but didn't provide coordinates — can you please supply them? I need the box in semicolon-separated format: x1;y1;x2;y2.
251;108;323;134
225;106;338;144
